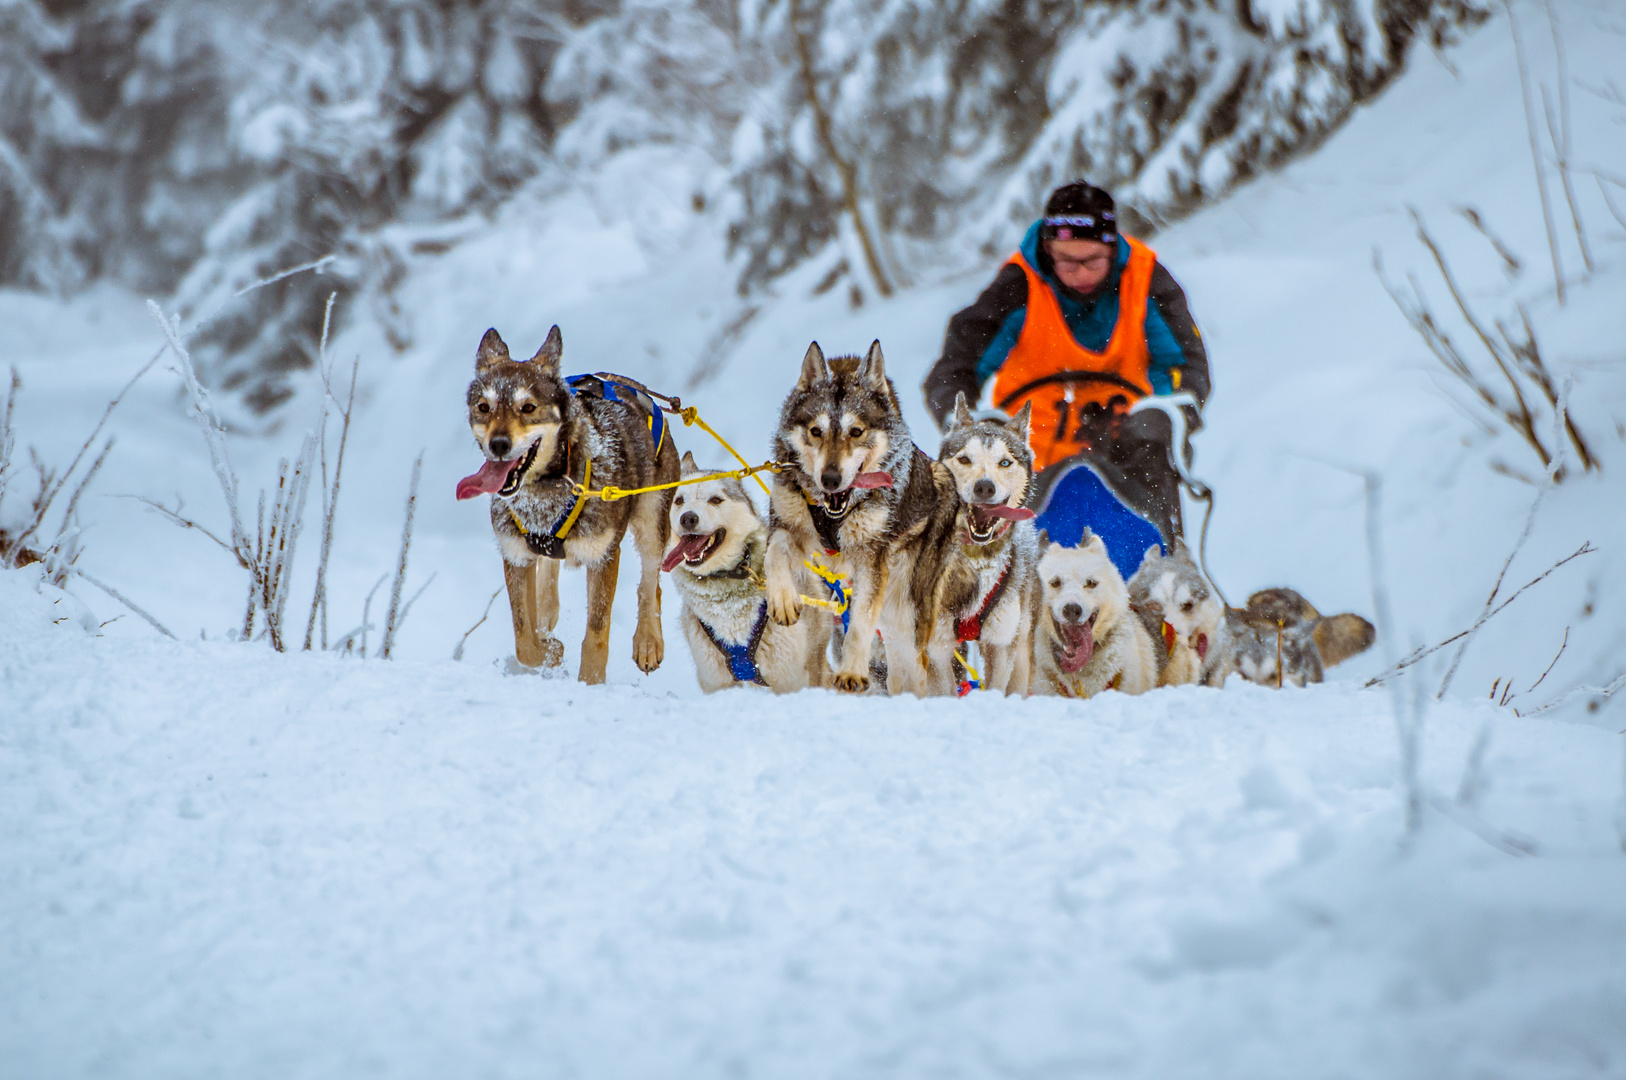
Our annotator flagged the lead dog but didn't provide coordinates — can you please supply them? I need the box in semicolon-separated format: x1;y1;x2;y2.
662;452;826;692
457;326;677;683
764;341;959;695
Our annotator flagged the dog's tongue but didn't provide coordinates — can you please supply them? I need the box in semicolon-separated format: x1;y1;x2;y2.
1058;618;1095;673
456;459;514;501
1196;632;1209;662
660;533;712;573
971;503;1036;527
850;471;893;490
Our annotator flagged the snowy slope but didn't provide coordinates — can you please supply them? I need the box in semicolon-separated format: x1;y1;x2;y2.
3;0;1626;1075
4;571;1625;1079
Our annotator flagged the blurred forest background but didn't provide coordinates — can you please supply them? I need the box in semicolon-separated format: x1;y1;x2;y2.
1;0;1482;411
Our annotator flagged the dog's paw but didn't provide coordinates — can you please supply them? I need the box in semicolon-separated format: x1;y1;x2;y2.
633;626;664;673
832;671;870;694
515;633;565;669
767;588;802;627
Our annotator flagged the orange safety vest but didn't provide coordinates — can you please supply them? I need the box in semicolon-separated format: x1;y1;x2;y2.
990;235;1157;472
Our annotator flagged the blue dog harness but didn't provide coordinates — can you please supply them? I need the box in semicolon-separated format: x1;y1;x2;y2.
697;601;770;686
565;373;668;453
515;374;667;560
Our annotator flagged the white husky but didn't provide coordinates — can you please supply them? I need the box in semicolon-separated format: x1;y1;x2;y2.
1031;531;1158;699
663;453;825;693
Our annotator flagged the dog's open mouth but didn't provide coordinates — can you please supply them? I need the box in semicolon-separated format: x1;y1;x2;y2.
455;440;539;501
661;529;726;573
819;470;893;517
965;502;1035;544
1055;612;1097;674
1162;620;1210;662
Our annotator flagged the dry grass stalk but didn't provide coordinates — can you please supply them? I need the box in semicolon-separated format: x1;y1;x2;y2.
380;453;423;661
1503;0;1565;303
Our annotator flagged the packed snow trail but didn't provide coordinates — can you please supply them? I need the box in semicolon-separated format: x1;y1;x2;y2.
4;573;1624;1079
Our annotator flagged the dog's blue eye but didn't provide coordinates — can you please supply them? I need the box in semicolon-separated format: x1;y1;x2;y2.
999;459;1012;468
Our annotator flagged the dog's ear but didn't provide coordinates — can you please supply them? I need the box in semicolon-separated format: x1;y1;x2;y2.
1037;528;1050;549
1136;543;1163;573
1171;535;1191;559
527;325;563;372
476;328;510;371
1009;399;1033;445
680;450;697;472
858;339;887;389
949;391;974;432
797;341;829;389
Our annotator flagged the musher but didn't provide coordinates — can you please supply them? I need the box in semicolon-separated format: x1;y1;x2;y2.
923;180;1211;573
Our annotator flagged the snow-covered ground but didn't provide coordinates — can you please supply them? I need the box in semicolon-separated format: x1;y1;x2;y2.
3;0;1626;1075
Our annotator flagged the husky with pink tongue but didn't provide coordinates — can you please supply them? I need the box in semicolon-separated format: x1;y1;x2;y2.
661;452;827;693
1032;530;1158;699
763;341;961;697
456;325;677;684
919;392;1041;697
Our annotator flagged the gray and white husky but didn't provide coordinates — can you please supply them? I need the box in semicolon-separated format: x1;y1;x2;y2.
924;393;1040;696
1129;538;1228;687
764;341;959;695
662;452;825;693
1031;530;1158;698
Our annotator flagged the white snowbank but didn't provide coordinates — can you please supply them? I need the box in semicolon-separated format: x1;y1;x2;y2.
3;565;1623;1078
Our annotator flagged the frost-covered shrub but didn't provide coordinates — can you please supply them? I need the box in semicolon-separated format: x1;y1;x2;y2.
1;0;564;411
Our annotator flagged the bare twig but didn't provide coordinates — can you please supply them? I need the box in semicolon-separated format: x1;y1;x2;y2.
357;572;389;658
0;367;19;506
1523;671;1626;716
393;572;438;643
4;348;164;566
1598;176;1626;232
379;453;423;660
452;588;504;661
1526;626;1569;693
304;352;358;652
232;254;335;297
60;566;176;639
48;437;114;554
146;300;251;561
1366;541;1594;686
1503;0;1565;303
124;496;241;562
1457;206;1522;278
1541;0;1591;273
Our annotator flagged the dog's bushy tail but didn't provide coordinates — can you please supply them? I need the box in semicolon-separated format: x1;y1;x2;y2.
1314;614;1376;668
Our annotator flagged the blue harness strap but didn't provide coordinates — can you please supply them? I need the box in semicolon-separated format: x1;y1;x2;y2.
697;601;770;686
1032;461;1163;579
565;373;667;451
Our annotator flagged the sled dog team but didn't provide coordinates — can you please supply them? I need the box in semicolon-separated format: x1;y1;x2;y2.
459;327;1374;698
